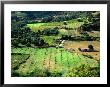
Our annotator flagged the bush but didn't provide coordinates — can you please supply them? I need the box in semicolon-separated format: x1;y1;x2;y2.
77;18;83;22
63;64;100;77
82;54;93;59
42;28;59;36
63;21;67;25
33;37;45;46
88;45;94;49
20;38;27;45
50;71;62;77
11;70;20;77
11;39;19;47
61;35;72;40
26;42;31;47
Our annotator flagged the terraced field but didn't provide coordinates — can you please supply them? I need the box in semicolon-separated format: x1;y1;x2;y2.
11;47;99;77
27;19;84;32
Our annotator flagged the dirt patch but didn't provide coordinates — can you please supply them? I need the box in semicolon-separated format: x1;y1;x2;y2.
43;58;55;71
64;41;100;60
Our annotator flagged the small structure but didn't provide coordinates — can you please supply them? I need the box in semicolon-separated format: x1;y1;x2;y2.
56;40;65;48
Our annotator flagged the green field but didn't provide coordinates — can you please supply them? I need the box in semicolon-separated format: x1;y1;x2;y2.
27;19;84;32
11;47;99;77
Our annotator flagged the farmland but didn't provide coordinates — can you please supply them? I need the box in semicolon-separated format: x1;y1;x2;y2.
27;19;84;32
64;41;100;60
11;47;99;77
11;11;100;77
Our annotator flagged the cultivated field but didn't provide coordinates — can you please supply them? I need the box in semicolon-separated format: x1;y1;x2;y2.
11;47;99;77
27;19;84;32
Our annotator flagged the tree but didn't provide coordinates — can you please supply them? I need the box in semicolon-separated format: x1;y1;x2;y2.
11;39;19;47
77;18;83;22
88;45;94;51
42;28;59;36
34;37;45;46
20;38;27;45
63;21;67;25
80;11;100;31
26;42;31;47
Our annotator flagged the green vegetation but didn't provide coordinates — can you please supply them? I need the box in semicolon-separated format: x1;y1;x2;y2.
11;53;30;76
11;47;99;77
27;19;84;32
41;36;59;46
11;11;100;77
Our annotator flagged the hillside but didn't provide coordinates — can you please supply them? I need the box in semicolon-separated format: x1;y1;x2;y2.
11;11;100;77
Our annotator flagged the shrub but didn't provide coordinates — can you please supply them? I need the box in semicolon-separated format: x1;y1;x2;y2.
63;21;67;25
61;35;72;40
11;39;19;47
42;28;59;36
82;54;93;59
88;45;94;51
63;64;100;77
77;18;83;22
33;37;45;46
26;42;31;47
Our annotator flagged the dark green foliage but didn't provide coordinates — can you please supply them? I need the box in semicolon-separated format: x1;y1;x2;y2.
20;38;27;45
83;32;89;37
77;18;83;22
26;42;31;47
64;64;100;77
11;70;20;77
88;45;94;51
33;37;45;46
11;23;46;47
61;35;72;40
63;21;68;25
81;23;92;31
11;11;44;47
12;11;94;23
81;11;100;31
88;45;94;50
82;32;92;41
37;30;42;35
82;54;93;59
11;54;30;77
11;39;19;47
50;71;62;77
60;35;96;41
42;28;59;36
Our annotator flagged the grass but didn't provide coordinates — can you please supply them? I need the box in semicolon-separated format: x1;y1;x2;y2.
11;47;99;77
27;22;62;32
27;19;84;32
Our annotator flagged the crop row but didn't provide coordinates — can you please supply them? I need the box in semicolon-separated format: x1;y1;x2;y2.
11;47;99;76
